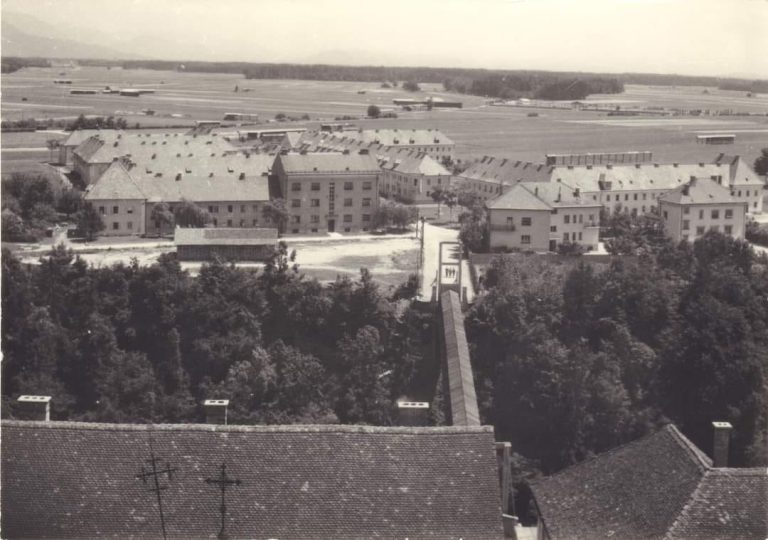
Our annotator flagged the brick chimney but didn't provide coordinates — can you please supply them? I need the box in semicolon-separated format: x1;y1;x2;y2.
712;421;732;467
17;395;51;421
204;399;229;425
396;401;429;426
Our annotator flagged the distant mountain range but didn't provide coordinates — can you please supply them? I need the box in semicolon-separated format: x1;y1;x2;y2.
1;11;145;60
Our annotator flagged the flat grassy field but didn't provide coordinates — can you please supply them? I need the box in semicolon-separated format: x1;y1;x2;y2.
3;65;768;168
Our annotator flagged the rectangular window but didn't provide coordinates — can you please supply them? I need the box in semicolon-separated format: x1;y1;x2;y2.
521;217;532;226
228;205;233;213
663;211;668;219
699;210;704;219
362;198;372;207
696;226;705;235
682;220;690;230
362;214;371;222
239;219;245;227
564;232;570;242
99;206;105;215
291;215;301;224
310;199;320;207
564;215;570;224
291;199;301;208
112;222;119;230
344;198;353;207
633;194;638;201
112;206;119;214
311;182;320;191
343;214;352;223
725;225;733;235
578;232;583;241
311;215;320;223
227;219;232;227
127;221;133;230
550;226;557;232
625;194;629;201
127;207;134;214
291;182;301;191
362;181;372;191
521;235;531;245
711;209;719;219
725;209;733;219
683;207;690;215
344;182;354;191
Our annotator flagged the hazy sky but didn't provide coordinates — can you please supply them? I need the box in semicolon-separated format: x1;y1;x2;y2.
3;0;768;78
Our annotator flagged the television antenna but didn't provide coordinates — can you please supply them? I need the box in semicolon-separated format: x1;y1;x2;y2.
205;462;242;540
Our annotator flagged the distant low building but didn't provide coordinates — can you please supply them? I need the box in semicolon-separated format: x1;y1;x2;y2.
174;227;277;261
488;181;601;252
299;128;455;162
658;176;747;243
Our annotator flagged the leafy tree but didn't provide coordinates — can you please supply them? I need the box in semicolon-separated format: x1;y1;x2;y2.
75;203;105;241
57;189;83;217
264;198;289;234
754;147;768;176
1;210;33;242
173;200;210;227
402;81;421;92
367;104;381;118
430;185;447;218
150;202;174;237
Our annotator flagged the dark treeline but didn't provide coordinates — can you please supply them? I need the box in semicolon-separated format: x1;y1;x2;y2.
443;74;624;100
1;244;429;426
466;232;768;482
1;56;51;74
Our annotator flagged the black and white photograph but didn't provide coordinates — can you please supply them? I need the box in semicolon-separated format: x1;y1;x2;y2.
1;0;767;538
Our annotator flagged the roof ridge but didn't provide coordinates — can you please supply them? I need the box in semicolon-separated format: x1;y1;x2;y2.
663;471;708;540
664;424;713;470
1;419;494;435
536;424;705;482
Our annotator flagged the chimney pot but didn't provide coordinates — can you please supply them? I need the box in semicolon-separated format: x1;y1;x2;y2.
396;401;429;426
204;399;230;425
17;395;51;421
712;421;732;467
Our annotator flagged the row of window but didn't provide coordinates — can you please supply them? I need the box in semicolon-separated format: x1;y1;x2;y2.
290;214;371;224
684;225;734;237
563;214;597;224
291;198;372;208
99;206;134;215
207;204;263;214
110;221;134;231
291;181;373;191
605;192;659;203
681;208;734;219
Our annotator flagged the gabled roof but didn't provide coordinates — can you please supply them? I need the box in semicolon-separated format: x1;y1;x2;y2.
381;152;450;176
61;129;115;148
84;161;146;200
713;154;765;187
277;153;380;174
533;425;712;540
1;420;504;540
488;181;601;211
533;424;768;540
457;157;554;186
174;227;278;246
659;177;740;205
666;468;768;539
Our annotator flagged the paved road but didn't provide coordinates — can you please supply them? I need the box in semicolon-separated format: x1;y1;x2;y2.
417;223;475;303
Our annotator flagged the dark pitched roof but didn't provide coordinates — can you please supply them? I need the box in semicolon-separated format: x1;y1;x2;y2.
1;420;504;540
533;425;768;540
533;425;711;540
659;177;740;205
666;468;768;539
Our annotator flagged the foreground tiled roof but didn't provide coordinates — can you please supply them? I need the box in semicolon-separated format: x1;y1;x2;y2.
174;227;278;246
1;421;504;540
666;468;768;539
533;425;768;540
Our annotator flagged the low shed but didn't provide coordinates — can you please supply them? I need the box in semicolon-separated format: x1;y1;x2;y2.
174;227;278;261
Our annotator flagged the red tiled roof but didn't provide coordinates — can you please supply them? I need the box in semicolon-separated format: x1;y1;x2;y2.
1;420;504;539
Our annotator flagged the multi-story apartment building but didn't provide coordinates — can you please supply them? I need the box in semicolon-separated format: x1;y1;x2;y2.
273;153;380;234
453;156;552;203
658;177;747;243
488;181;601;252
379;150;452;203
84;152;274;236
713;153;765;214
